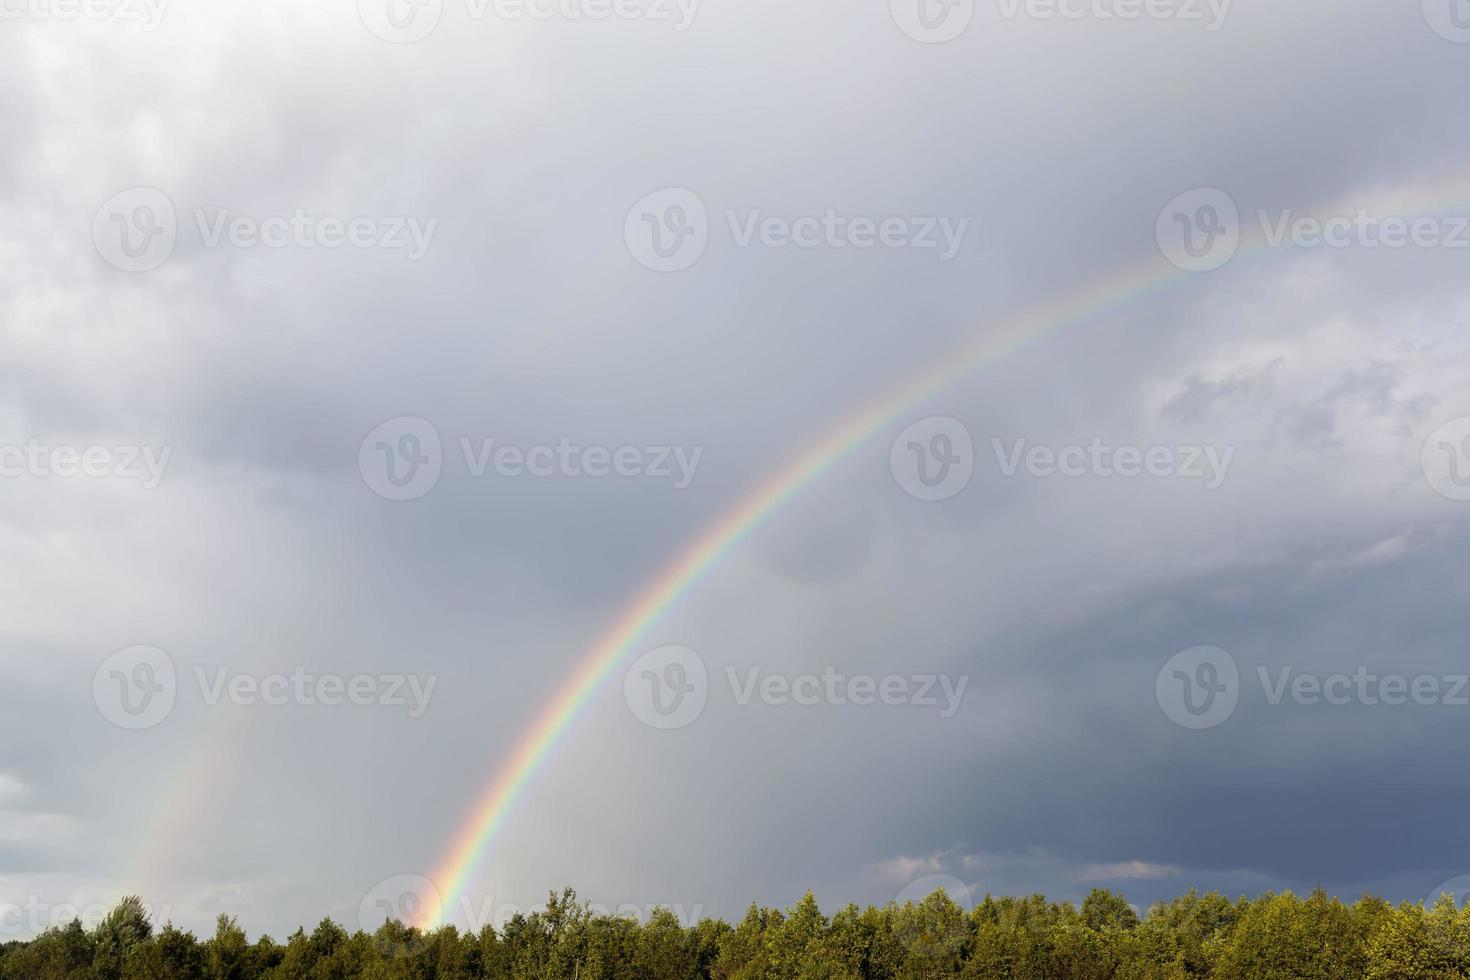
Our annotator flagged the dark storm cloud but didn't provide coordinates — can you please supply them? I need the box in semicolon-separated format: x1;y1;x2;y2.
1;0;1468;940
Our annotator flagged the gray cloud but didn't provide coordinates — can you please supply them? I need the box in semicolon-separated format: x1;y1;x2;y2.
1;0;1469;941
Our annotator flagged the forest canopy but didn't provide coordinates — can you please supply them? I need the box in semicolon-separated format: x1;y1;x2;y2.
3;885;1469;979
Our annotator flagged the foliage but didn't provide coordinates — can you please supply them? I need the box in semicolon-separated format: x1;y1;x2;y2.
3;887;1468;979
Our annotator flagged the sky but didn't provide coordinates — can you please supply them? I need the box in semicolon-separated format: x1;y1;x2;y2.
3;0;1470;942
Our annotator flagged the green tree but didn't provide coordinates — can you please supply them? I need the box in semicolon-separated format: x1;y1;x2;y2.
203;914;251;980
1082;888;1140;933
1364;901;1461;980
92;897;153;980
1214;889;1368;980
893;889;969;978
123;922;202;980
0;919;93;980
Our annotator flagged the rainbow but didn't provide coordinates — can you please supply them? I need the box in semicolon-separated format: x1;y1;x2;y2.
428;174;1470;921
427;251;1218;920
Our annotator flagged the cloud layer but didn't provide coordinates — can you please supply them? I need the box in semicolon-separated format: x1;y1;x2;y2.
2;0;1469;940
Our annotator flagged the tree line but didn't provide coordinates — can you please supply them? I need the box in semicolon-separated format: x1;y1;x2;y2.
3;885;1469;979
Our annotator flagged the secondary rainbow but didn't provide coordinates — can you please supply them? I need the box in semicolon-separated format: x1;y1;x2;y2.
421;173;1470;922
